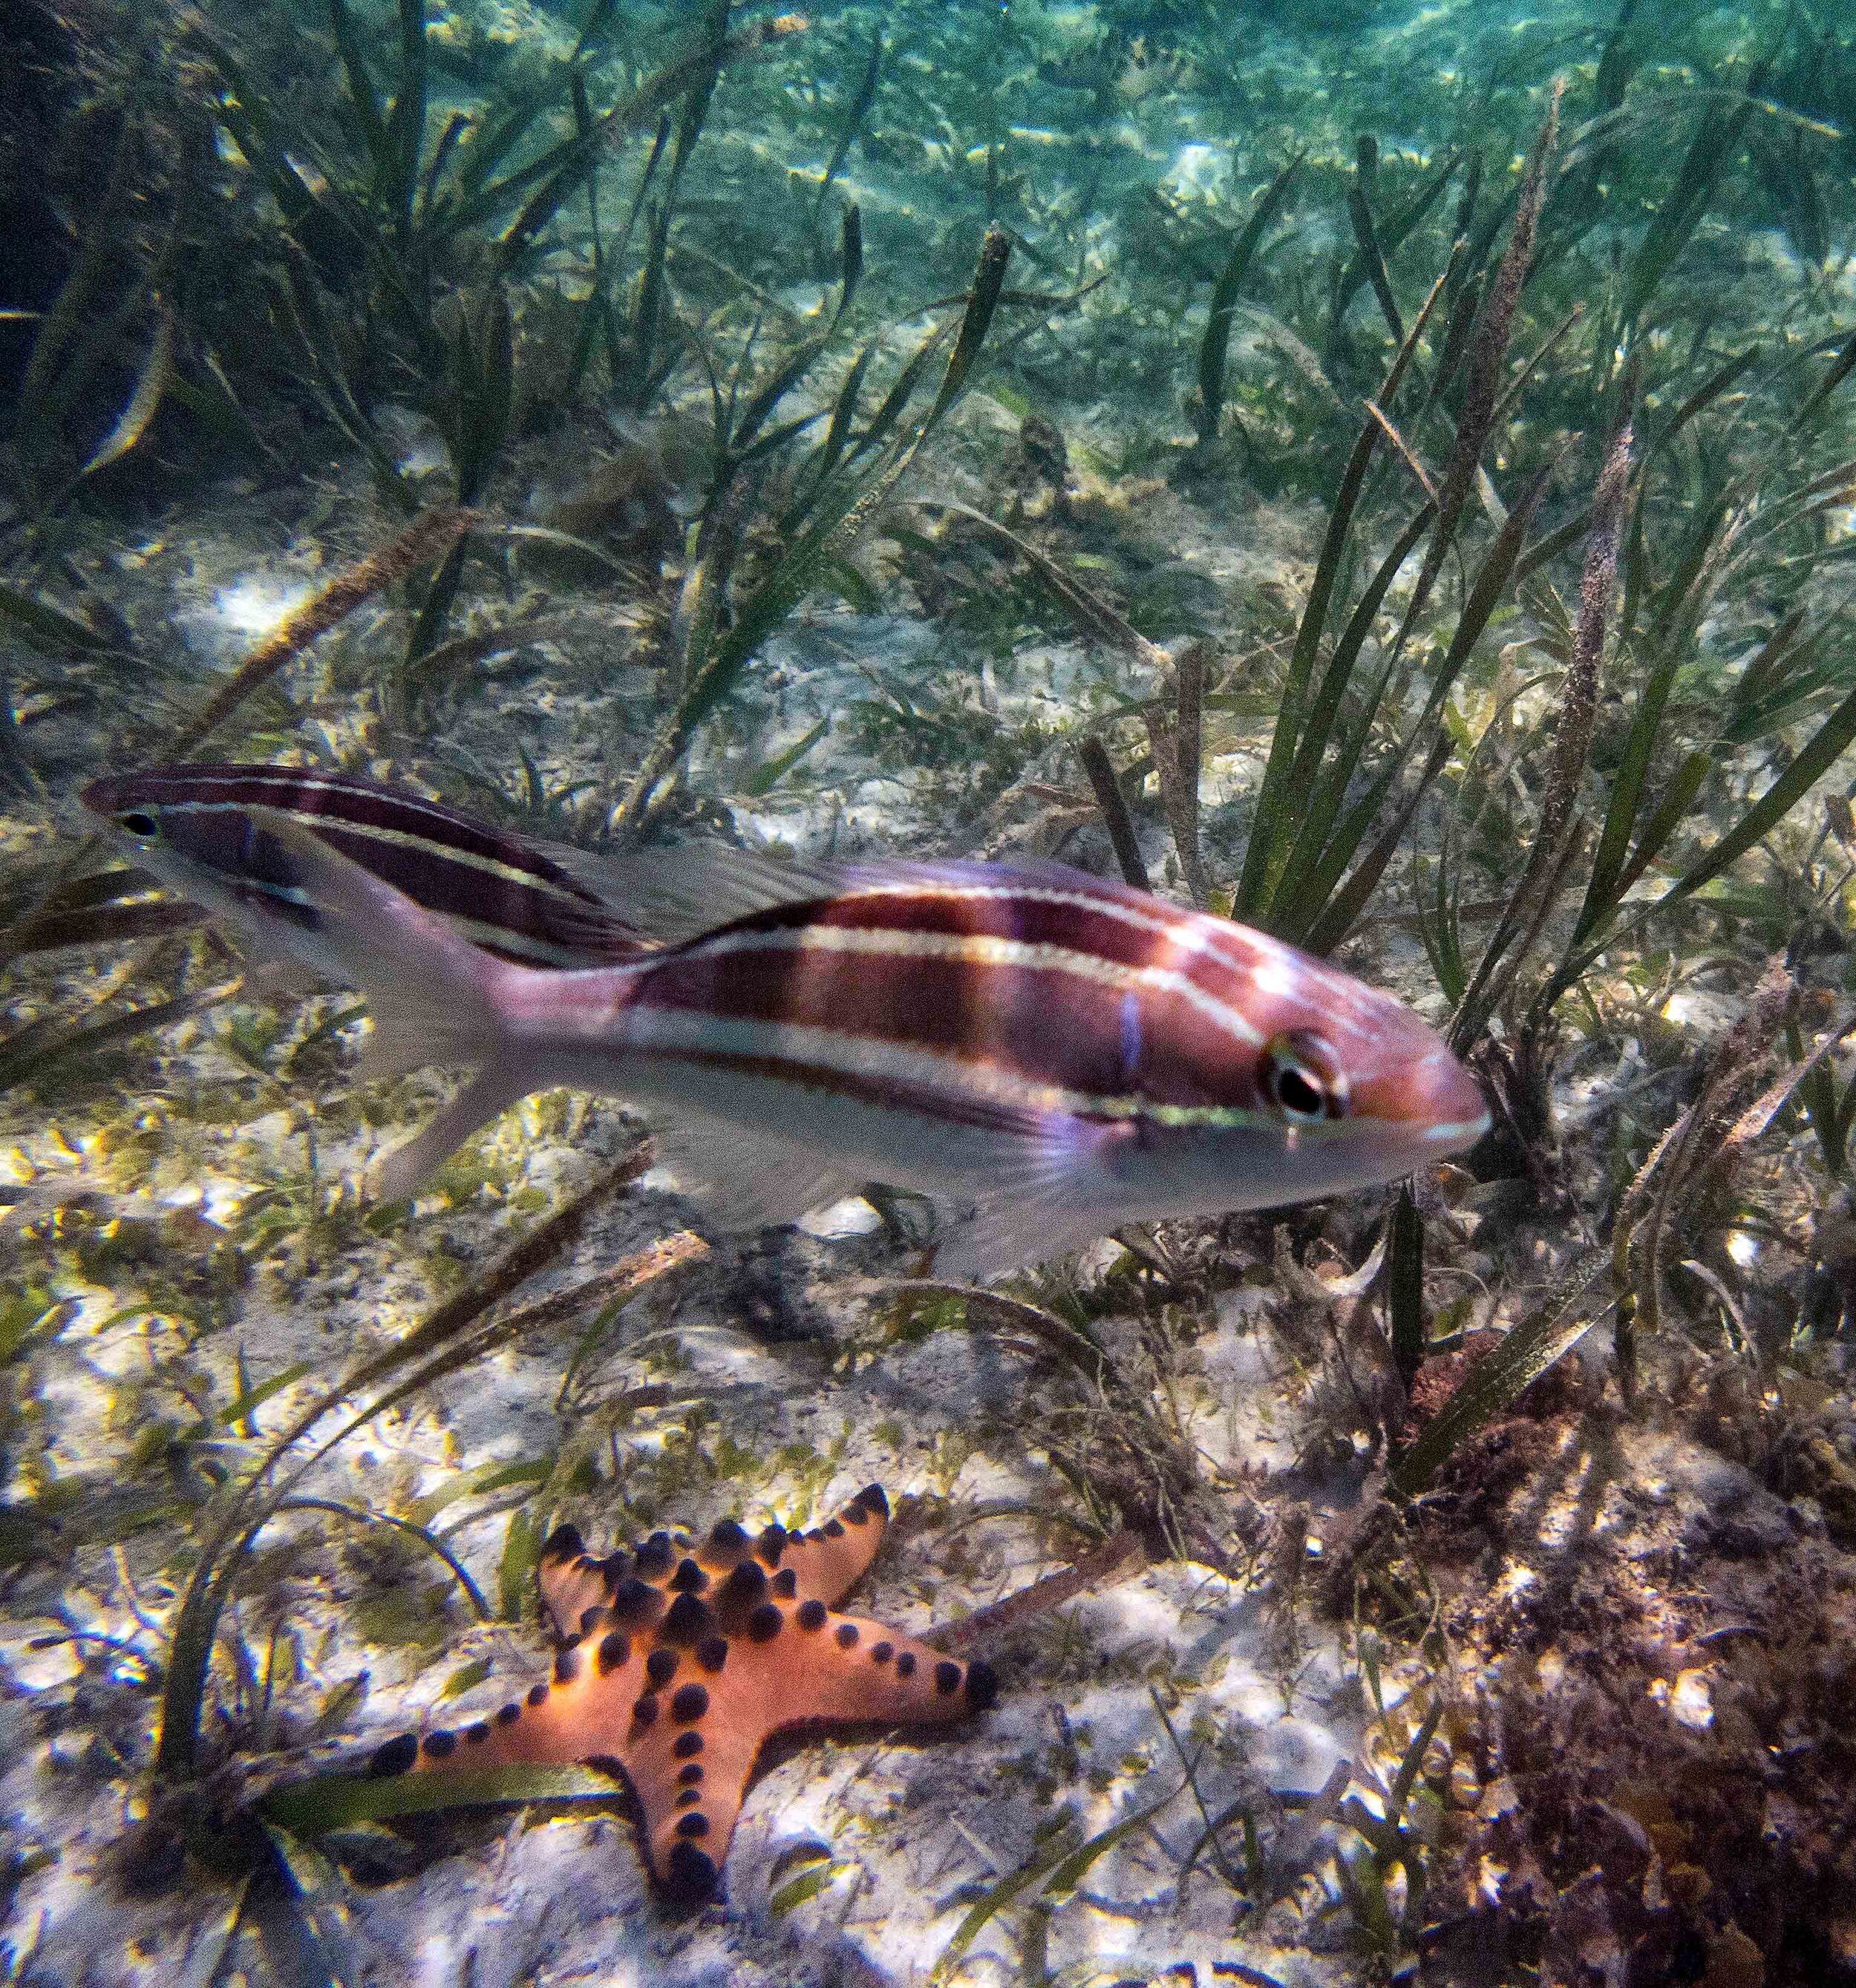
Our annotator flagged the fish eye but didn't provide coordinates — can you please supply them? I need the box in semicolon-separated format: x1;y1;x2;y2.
116;809;160;839
1259;1031;1346;1123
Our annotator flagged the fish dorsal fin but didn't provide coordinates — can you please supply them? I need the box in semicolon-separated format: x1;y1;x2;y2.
537;840;862;944
534;842;1155;946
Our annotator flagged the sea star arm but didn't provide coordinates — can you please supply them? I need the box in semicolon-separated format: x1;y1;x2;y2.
366;1614;647;1778
623;1598;993;1900
535;1484;893;1637
750;1482;891;1606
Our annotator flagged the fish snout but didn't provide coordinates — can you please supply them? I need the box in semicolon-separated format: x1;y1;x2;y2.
80;775;126;818
1351;1037;1489;1154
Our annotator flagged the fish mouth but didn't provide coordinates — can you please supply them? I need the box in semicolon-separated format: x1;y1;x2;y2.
79;775;126;817
1224;1115;1487;1211
1341;1110;1490;1166
1414;1106;1493;1155
1351;1043;1489;1154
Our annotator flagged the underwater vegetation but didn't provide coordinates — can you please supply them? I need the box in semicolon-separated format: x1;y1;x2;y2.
3;0;1856;1978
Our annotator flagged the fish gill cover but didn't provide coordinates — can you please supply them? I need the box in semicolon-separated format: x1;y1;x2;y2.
2;0;1856;1981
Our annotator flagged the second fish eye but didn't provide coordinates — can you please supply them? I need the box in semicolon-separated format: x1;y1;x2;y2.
117;810;160;839
1260;1032;1345;1123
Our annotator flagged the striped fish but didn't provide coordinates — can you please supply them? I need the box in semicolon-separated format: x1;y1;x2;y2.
246;809;1489;1281
81;763;649;974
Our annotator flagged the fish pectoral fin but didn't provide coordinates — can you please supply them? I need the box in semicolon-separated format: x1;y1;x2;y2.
648;1114;857;1232
919;1115;1125;1285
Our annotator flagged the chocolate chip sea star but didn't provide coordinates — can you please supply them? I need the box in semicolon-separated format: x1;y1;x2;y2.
365;1485;998;1903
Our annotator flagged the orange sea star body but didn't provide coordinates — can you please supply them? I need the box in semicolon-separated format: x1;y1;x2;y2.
365;1485;997;1903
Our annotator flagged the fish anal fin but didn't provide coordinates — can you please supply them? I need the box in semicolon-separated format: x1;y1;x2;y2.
648;1113;856;1232
658;1097;1120;1278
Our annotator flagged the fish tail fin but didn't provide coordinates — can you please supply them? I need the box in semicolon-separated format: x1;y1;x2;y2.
249;814;558;1194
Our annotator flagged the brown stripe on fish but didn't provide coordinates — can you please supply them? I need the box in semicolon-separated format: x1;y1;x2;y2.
679;1046;1108;1134
88;765;569;872
719;874;1295;999
662;871;1393;1050
615;974;1303;1145
86;764;604;902
617;1024;1123;1134
625;893;1290;1114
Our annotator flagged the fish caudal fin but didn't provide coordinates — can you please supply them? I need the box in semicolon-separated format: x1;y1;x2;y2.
247;814;555;1194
